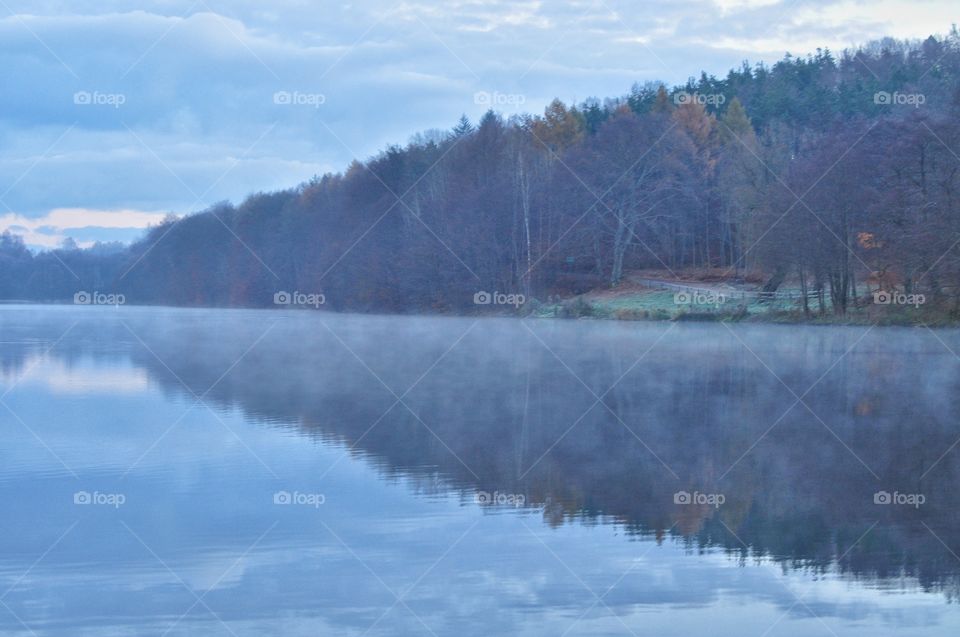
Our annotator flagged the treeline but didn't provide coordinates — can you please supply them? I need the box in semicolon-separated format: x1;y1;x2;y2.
4;29;960;315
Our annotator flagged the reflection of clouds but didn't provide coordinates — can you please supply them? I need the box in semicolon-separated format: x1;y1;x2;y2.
1;309;960;634
0;512;952;635
175;551;249;592
665;546;949;624
3;356;150;393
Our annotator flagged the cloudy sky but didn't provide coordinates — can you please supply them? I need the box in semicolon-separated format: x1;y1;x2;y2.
0;0;955;249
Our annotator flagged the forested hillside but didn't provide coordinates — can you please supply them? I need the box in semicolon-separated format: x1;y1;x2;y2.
4;29;960;316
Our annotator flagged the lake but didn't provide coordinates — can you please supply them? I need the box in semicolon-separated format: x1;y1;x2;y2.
0;305;958;636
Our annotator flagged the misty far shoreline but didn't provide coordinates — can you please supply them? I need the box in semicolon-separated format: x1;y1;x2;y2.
0;299;948;330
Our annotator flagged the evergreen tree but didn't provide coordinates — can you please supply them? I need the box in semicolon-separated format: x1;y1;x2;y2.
452;114;474;136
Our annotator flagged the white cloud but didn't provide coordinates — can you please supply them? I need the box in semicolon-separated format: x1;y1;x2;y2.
713;0;781;14
793;0;956;39
0;207;168;248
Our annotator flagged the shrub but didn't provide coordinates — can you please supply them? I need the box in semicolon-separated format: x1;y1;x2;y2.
558;297;595;318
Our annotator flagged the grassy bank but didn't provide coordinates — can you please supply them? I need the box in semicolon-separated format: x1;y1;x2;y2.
527;286;959;327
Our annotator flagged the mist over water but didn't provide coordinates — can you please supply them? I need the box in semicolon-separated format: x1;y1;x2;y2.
1;305;959;635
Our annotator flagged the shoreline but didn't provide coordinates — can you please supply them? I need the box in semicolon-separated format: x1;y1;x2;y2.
3;299;958;328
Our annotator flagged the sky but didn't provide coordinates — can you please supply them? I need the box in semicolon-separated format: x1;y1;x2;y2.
0;0;955;249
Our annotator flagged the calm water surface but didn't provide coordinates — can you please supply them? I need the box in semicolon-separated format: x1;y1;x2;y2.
1;305;959;636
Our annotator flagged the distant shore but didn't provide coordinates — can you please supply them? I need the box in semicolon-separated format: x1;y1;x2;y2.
4;291;957;328
519;273;958;327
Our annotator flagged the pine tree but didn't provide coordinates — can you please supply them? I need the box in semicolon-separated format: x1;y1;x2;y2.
719;97;753;142
452;114;474;136
651;85;673;114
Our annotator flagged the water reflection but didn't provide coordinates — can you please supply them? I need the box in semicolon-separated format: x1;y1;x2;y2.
1;306;959;635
